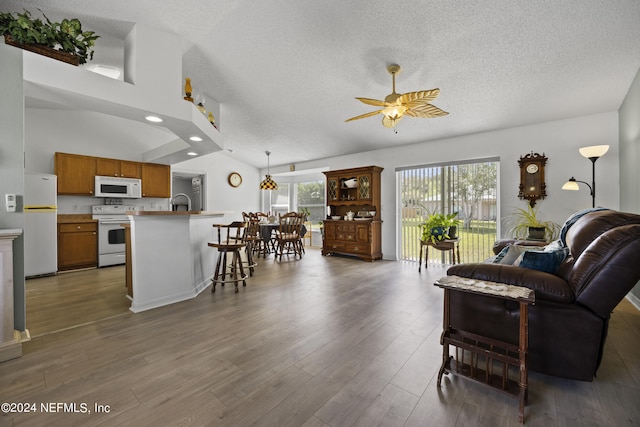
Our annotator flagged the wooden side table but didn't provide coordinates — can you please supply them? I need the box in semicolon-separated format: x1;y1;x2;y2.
418;238;460;272
434;275;535;424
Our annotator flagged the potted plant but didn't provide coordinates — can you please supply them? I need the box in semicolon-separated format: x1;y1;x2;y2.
0;9;99;65
299;207;311;221
444;212;461;239
421;212;458;244
507;204;560;242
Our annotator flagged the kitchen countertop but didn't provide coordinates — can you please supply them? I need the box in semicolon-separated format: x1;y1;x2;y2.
57;214;96;224
127;211;226;217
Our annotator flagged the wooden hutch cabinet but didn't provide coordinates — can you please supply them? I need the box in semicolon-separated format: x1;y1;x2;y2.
322;166;383;261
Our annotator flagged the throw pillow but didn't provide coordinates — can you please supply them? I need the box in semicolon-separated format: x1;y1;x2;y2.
493;245;538;265
514;243;569;274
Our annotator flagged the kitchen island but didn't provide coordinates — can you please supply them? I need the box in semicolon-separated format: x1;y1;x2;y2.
125;211;227;312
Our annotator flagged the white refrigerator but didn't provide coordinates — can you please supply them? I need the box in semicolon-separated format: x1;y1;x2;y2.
24;173;58;277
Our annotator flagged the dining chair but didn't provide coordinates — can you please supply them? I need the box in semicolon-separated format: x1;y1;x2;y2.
274;212;304;261
242;212;263;266
208;222;248;293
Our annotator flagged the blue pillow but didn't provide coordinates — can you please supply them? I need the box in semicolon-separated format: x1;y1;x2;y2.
514;242;569;274
492;245;532;265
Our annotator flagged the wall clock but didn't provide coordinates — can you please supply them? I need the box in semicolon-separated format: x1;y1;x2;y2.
228;172;242;188
518;152;547;207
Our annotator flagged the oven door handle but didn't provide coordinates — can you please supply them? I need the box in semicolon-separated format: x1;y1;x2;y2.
98;220;130;225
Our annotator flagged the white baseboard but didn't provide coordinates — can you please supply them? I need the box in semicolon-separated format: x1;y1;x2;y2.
626;293;640;312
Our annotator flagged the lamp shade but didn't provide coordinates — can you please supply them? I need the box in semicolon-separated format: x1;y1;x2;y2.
259;150;278;190
579;145;609;159
259;175;278;190
562;179;580;191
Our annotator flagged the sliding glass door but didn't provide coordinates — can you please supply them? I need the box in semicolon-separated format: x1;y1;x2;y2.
399;158;499;265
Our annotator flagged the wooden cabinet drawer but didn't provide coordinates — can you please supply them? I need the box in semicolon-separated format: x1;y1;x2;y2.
323;240;345;252
345;242;371;254
59;223;97;233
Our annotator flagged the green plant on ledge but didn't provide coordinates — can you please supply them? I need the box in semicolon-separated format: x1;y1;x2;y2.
421;211;459;244
507;204;560;242
299;207;311;221
0;9;99;64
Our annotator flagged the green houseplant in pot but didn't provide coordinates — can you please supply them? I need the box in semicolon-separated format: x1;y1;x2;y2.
507;204;560;242
0;9;99;65
421;212;459;244
444;212;461;239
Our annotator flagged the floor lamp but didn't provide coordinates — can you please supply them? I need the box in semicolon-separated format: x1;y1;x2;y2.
562;145;609;208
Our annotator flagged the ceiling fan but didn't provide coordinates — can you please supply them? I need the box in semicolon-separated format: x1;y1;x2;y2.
345;64;448;128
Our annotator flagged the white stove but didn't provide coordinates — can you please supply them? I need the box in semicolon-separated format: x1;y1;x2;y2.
92;205;139;267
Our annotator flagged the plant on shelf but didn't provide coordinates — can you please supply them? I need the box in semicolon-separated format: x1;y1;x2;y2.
0;9;99;64
444;211;461;239
299;207;311;221
421;211;459;244
506;204;560;242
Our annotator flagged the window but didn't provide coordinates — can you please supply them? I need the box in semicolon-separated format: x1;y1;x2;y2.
295;180;325;222
261;178;326;223
399;159;498;264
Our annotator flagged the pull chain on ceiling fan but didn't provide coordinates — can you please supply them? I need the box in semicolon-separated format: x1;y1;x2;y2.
345;64;448;128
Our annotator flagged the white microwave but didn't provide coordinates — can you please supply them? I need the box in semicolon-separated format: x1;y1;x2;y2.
94;176;142;198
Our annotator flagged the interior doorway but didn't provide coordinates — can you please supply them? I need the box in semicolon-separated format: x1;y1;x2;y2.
171;170;206;211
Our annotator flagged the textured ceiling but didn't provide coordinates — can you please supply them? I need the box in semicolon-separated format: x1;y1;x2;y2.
5;0;640;168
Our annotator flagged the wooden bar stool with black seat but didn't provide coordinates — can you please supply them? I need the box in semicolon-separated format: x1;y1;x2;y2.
208;222;248;293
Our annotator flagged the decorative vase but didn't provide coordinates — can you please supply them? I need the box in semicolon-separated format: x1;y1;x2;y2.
431;226;447;241
448;225;457;239
183;78;193;102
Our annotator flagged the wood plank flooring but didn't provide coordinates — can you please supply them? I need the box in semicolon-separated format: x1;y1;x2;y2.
2;248;640;426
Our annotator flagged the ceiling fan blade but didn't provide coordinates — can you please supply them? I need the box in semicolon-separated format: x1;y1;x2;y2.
404;103;449;118
345;109;384;122
355;97;388;107
399;89;440;104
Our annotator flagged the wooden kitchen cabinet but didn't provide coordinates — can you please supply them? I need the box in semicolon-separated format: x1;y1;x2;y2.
54;152;96;196
58;222;98;271
96;157;142;178
141;162;171;198
322;166;383;261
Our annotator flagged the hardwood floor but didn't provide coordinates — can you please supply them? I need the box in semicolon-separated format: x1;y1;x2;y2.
26;266;130;337
3;248;640;426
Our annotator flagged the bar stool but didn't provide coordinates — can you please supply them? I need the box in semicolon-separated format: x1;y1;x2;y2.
208;222;248;293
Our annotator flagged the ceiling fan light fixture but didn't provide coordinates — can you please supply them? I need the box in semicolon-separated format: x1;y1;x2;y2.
345;63;448;128
382;105;406;119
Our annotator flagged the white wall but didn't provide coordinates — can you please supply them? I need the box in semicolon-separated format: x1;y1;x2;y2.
266;112;620;260
0;45;26;331
173;153;261;223
619;66;640;302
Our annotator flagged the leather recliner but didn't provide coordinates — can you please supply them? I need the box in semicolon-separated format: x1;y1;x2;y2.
446;209;640;381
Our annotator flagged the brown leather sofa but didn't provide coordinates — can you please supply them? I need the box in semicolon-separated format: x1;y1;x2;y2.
446;209;640;381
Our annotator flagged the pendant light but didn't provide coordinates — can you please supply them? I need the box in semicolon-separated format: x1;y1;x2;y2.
259;151;278;190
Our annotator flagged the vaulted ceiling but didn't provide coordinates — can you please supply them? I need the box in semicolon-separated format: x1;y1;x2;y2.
5;0;640;168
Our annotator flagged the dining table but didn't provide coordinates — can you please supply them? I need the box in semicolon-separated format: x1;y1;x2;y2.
259;222;307;255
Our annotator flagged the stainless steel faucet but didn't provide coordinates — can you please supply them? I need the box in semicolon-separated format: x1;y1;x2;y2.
171;193;192;211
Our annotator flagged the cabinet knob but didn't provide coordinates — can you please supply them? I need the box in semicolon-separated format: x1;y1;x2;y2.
76;226;81;229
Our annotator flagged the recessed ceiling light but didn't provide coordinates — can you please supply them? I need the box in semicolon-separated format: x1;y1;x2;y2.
145;115;163;123
189;136;203;142
187;152;198;156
